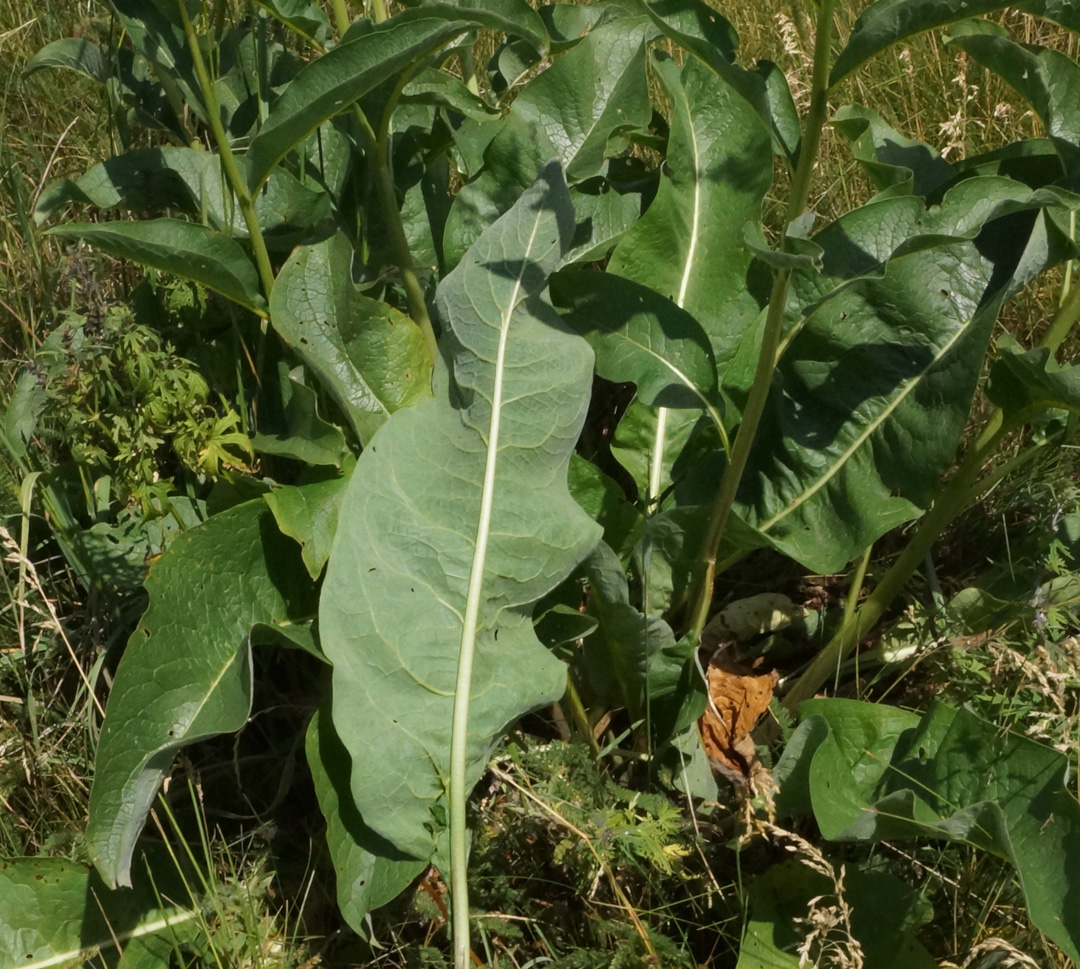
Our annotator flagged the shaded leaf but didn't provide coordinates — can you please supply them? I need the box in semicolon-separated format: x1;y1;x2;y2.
607;54;771;395
269;233;432;443
252;366;347;468
947;26;1080;174
986;338;1080;419
0;853;201;969
444;14;652;265
552;270;720;413
829;0;1080;86
581;540;676;720
567;454;642;559
48;219;266;314
831;104;953;198
23;37;106;83
774;699;1080;961
264;470;351;580
305;710;425;932
88;499;317;887
247;16;474;190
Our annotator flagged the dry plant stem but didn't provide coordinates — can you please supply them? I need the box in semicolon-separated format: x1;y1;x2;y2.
179;3;275;306
488;764;658;963
686;0;837;643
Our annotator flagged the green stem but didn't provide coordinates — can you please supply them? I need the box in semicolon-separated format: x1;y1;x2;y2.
685;0;836;643
327;0;436;359
327;0;351;36
352;104;439;360
1039;264;1080;359
781;420;1009;712
837;543;872;692
372;0;388;23
180;3;276;306
780;254;1080;710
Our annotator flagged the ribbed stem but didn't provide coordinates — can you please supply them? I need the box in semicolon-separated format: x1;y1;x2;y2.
685;0;836;643
180;3;275;307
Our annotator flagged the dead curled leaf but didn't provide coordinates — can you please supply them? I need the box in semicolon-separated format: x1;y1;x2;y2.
697;649;778;789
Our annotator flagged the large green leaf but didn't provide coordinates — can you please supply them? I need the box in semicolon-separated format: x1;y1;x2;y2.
305;710;426;932
605;53;770;502
580;540;675;720
88;499;317;887
320;163;602;858
736;178;1070;573
607;53;770;365
0;854;200;969
23;37;106;83
443;13;652;266
552;271;720;415
269;233;433;443
830;0;1080;87
947;27;1080;175
246;16;474;190
48;219;266;314
774;699;1080;961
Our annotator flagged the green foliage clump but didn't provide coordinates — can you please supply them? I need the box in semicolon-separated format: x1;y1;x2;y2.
20;304;252;508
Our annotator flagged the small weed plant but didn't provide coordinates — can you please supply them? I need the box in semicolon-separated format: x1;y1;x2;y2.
6;0;1080;965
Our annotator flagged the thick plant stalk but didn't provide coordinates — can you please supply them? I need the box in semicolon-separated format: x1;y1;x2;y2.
781;425;1005;712
179;3;276;304
782;259;1080;709
686;0;837;643
325;0;439;360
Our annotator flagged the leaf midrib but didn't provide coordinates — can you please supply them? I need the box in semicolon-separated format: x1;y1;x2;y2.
755;287;984;534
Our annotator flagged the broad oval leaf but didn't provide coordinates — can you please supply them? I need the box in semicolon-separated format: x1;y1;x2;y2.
737;241;1003;573
247;16;473;191
48;219;266;315
23;37;106;83
269;233;433;443
320;163;602;858
0;854;200;969
88;499;316;887
738;180;1072;573
774;699;1080;961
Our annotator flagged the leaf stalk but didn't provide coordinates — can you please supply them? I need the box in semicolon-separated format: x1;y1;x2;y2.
179;3;276;304
685;0;837;643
